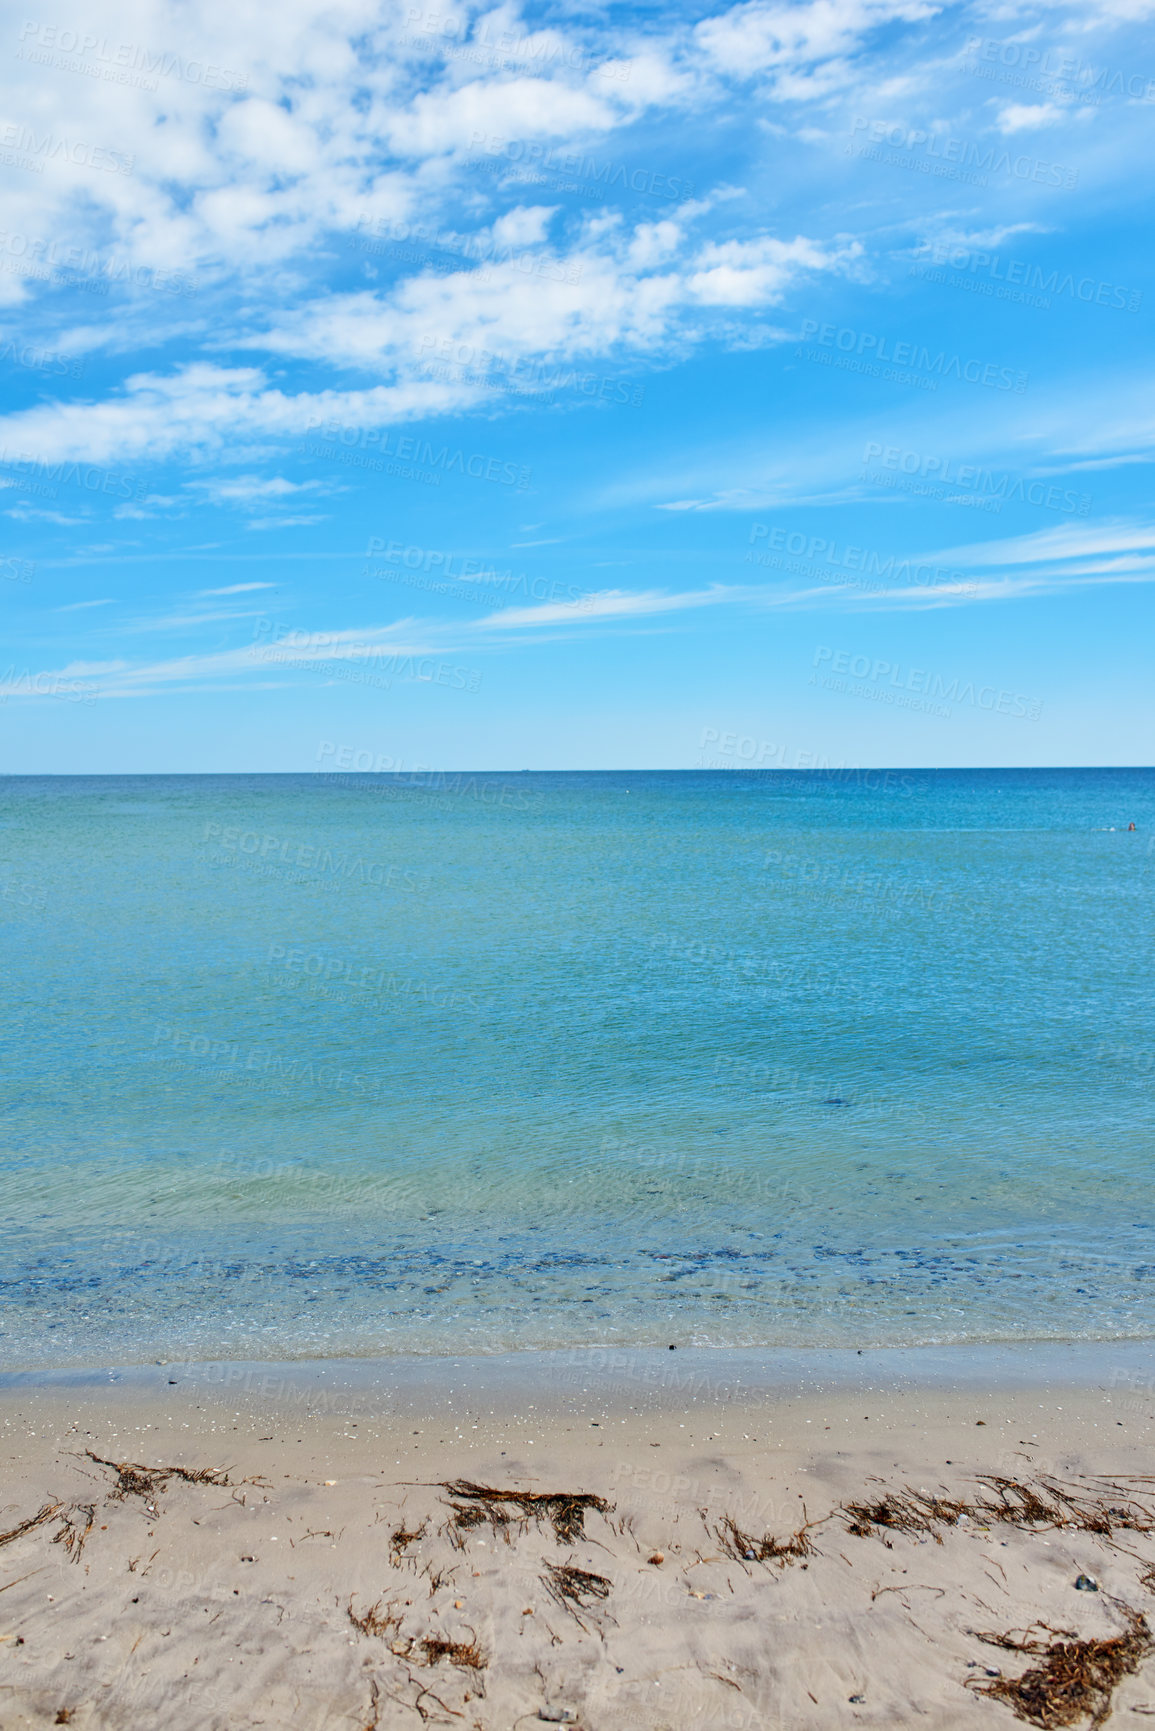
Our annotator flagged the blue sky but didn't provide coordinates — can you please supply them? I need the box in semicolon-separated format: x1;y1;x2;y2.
2;0;1153;770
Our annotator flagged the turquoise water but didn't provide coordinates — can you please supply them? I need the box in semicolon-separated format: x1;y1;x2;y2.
2;768;1153;1371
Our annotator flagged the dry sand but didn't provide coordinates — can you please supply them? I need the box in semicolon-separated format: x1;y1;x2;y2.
2;1350;1155;1729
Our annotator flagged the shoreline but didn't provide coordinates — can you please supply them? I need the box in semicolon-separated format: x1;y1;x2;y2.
3;1336;1154;1405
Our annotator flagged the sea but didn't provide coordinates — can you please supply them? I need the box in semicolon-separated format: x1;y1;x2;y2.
2;768;1152;1373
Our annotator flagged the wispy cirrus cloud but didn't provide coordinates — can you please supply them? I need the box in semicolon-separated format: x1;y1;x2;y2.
476;583;742;629
197;582;277;595
3;623;449;704
928;520;1155;567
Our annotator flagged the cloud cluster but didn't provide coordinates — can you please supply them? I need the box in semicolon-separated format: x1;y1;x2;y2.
5;0;1095;468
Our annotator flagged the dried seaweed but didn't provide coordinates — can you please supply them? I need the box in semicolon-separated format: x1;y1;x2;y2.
348;1597;404;1639
843;1476;1155;1543
389;1520;427;1565
843;1491;969;1539
448;1503;491;1533
975;1477;1155;1536
418;1635;485;1670
85;1450;231;1503
542;1561;612;1609
360;1677;383;1731
0;1503;63;1549
442;1481;611;1545
968;1606;1152;1728
52;1504;96;1562
422;1561;453;1595
713;1512;816;1568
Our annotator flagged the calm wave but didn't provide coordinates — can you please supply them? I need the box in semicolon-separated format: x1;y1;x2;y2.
2;768;1152;1369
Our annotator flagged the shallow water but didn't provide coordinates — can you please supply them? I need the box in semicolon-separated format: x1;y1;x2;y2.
2;768;1152;1369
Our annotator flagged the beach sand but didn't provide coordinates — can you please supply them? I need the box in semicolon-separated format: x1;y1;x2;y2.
2;1351;1155;1729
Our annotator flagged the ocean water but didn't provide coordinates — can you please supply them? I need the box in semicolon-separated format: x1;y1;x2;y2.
2;768;1153;1372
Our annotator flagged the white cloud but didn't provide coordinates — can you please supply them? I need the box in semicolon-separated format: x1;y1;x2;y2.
246;514;327;529
694;0;940;80
0;211;856;464
928;521;1155;567
125;608;277;633
193;475;327;505
5;505;88;524
386;75;619;158
914;221;1047;254
197;582;278;595
2;0;1152;627
477;584;740;629
687;234;860;306
996;102;1068;132
490;205;559;249
0;620;452;703
0;364;475;465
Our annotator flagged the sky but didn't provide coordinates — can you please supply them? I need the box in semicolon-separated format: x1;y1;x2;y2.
1;0;1153;771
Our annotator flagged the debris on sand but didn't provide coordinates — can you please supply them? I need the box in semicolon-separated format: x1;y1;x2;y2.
84;1451;231;1502
0;1503;63;1549
51;1503;96;1562
843;1476;1155;1543
543;1562;612;1610
417;1635;486;1670
348;1597;403;1638
843;1490;969;1540
973;1476;1155;1536
712;1512;816;1568
389;1520;427;1565
442;1481;612;1545
968;1605;1152;1728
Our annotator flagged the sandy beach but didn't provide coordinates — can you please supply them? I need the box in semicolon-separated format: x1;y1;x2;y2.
2;1350;1155;1729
